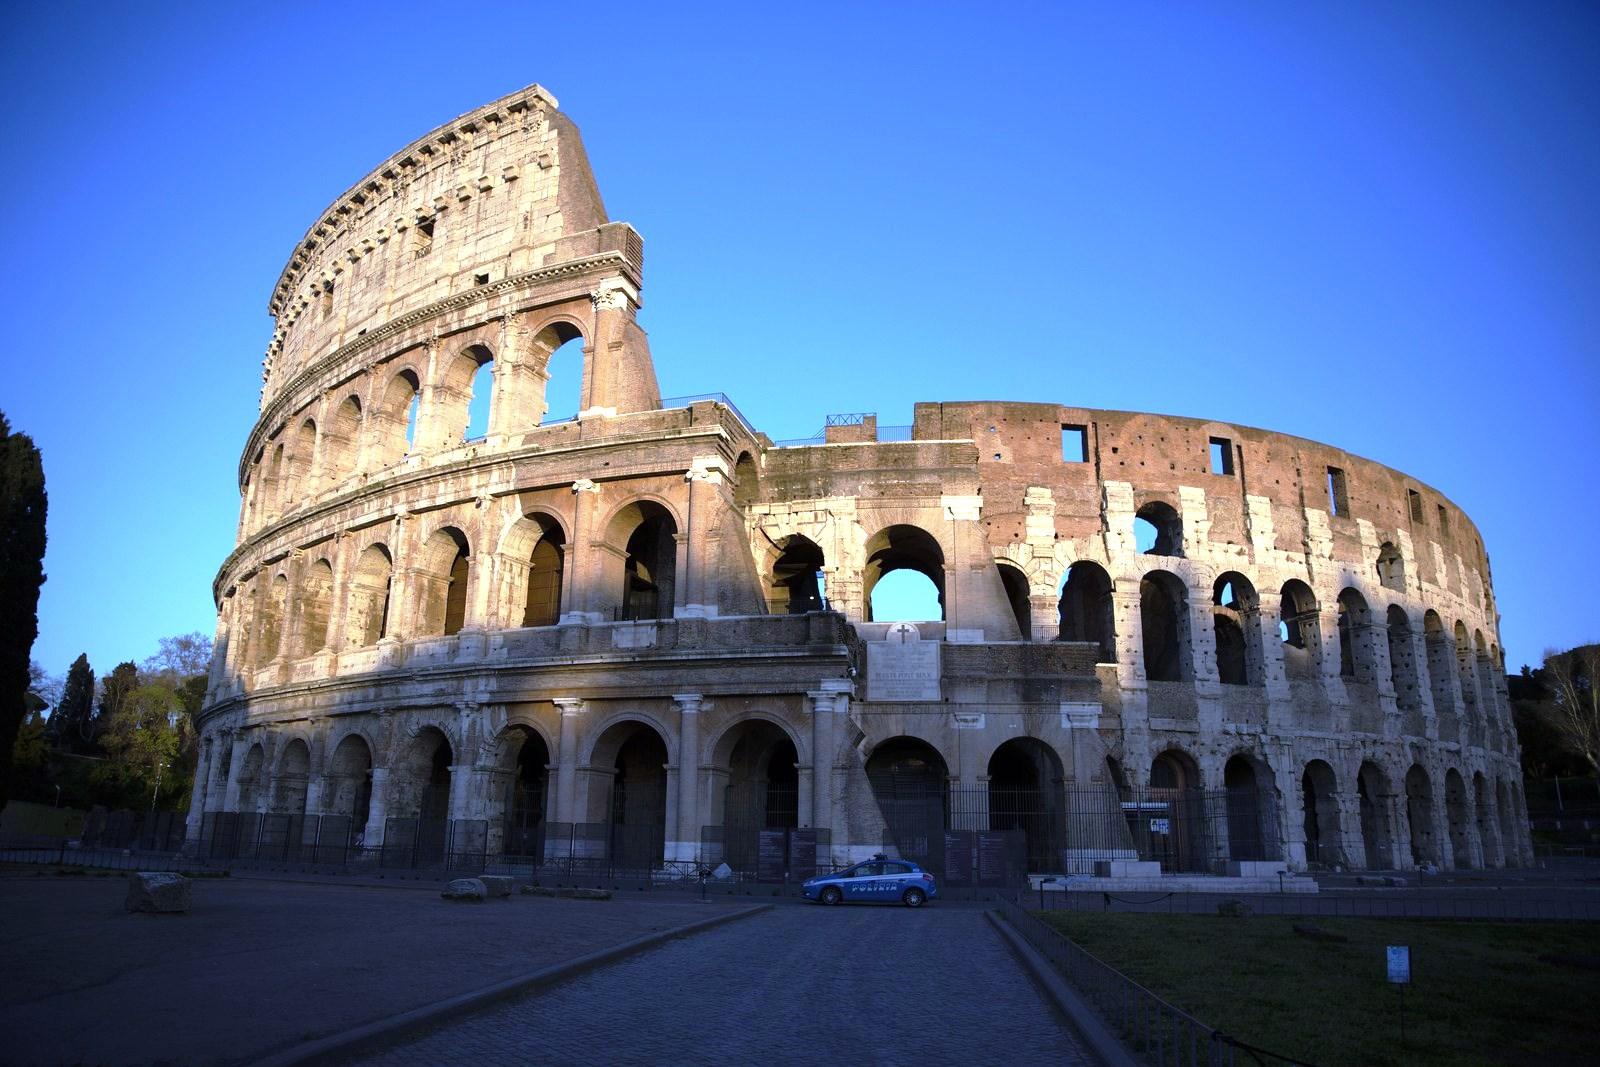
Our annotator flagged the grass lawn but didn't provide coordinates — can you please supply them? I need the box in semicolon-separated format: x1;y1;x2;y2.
1036;911;1600;1066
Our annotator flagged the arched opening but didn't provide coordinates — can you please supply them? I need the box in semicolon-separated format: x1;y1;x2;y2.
1139;571;1191;682
1148;749;1204;872
416;527;471;636
235;743;265;812
1453;621;1478;721
1495;778;1516;867
617;504;677;620
866;737;949;869
996;561;1031;640
1213;573;1262;686
1357;761;1394;869
771;534;825;614
272;738;311;815
1337;588;1377;683
1377;542;1405;593
323;395;362;482
1279;580;1320;679
347;545;393;646
1058;561;1115;662
258;575;289;663
587;721;670;869
388;727;454;865
286;419;317;503
714;719;799;872
325;734;374;840
732;452;759;512
1134;500;1183;557
1387;606;1421;724
374;369;420;467
863;525;945;622
536;324;585;424
1301;760;1341;867
1423;611;1458;737
987;738;1065;872
297;560;334;655
1444;768;1473;868
1224;754;1274;861
502;727;550;859
1473;772;1501;867
463;351;495;441
1405;764;1437;866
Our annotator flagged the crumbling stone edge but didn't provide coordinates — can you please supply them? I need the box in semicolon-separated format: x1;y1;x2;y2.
251;903;774;1067
985;911;1138;1067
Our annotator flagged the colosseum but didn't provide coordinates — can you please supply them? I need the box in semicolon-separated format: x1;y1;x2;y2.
187;84;1531;882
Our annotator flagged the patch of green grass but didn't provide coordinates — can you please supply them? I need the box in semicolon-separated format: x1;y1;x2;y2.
1037;912;1600;1066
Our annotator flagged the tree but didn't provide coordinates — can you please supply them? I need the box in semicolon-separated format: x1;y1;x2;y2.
97;661;139;735
0;411;47;816
1542;643;1600;777
97;684;183;809
47;653;95;750
140;632;213;686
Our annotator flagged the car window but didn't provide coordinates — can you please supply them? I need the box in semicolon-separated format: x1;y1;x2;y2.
884;862;913;875
852;863;881;878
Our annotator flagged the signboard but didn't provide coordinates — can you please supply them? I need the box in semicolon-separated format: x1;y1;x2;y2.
1149;818;1171;834
756;829;787;883
977;832;1010;885
1386;945;1411;984
867;624;941;701
788;828;819;878
943;830;976;885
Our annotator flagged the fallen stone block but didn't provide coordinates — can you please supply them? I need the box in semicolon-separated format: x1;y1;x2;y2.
478;875;513;898
441;878;487;902
125;871;190;914
1216;898;1253;918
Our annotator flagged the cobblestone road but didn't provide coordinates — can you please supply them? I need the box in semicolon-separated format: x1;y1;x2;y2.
354;905;1093;1066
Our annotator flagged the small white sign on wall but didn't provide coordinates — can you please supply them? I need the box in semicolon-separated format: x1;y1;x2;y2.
1386;945;1411;984
866;623;941;701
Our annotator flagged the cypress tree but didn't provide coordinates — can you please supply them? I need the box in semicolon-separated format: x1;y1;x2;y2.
50;653;94;748
0;411;47;816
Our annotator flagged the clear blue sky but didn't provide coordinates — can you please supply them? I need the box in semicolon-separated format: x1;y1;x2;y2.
2;2;1595;679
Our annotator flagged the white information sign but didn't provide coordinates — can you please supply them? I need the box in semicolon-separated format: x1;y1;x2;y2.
866;624;942;701
1386;945;1411;984
1149;818;1171;834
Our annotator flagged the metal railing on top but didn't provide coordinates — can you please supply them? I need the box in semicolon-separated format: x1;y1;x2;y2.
995;896;1311;1066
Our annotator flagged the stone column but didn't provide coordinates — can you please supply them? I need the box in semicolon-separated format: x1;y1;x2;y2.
672;694;704;861
222;734;252;811
185;739;216;843
680;458;728;618
553;698;585;824
361;768;390;847
561;480;604;624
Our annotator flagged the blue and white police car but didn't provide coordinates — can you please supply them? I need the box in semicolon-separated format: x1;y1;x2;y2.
802;854;938;907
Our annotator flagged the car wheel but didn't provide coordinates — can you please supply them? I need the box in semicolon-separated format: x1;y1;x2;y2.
820;886;843;906
902;887;926;908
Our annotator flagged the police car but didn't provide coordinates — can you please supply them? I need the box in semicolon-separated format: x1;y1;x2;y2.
802;854;937;907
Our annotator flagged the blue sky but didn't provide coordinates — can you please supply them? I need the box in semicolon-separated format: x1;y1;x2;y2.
2;2;1595;679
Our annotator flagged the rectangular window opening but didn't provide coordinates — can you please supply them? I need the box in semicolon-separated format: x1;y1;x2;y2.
414;217;434;257
1326;466;1349;517
1437;504;1450;536
1208;436;1234;476
1408;489;1424;523
1061;424;1088;463
474;272;490;286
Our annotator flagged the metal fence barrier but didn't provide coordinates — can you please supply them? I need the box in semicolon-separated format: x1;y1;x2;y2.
1032;887;1600;921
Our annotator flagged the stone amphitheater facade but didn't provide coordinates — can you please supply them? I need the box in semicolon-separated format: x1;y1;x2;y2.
188;84;1530;875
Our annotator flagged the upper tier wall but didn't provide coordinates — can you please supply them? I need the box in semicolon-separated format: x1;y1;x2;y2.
766;399;1496;618
260;84;608;407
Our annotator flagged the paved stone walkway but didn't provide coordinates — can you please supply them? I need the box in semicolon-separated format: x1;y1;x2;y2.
0;874;749;1066
355;905;1093;1066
